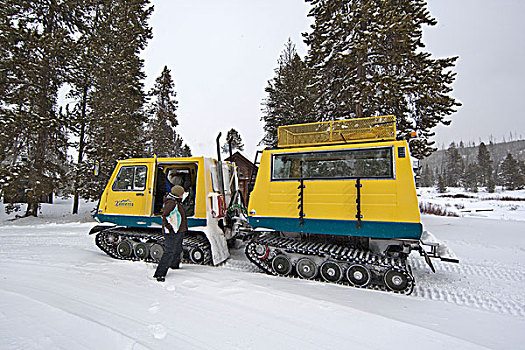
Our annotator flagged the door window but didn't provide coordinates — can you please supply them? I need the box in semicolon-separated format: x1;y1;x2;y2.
112;166;148;191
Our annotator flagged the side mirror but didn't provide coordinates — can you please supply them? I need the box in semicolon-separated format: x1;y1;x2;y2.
94;161;100;177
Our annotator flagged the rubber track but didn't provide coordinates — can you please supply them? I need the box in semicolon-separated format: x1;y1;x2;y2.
95;227;212;265
245;233;415;294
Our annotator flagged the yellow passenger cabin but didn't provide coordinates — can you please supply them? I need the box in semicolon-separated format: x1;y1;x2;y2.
93;156;238;265
247;116;422;241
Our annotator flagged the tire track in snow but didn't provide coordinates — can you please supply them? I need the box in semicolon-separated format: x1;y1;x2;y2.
412;286;525;317
410;257;525;317
410;258;525;282
217;247;525;317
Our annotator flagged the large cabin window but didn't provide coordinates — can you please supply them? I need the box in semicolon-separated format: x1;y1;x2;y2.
272;147;394;180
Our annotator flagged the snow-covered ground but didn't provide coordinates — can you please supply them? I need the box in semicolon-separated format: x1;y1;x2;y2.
0;193;524;350
418;186;525;221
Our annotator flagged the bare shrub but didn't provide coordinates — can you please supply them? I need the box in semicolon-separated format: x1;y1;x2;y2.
419;202;459;217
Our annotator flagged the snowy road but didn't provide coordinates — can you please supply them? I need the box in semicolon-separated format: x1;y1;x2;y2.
0;216;524;349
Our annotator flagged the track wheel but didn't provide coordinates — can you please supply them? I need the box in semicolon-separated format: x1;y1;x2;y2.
149;243;164;262
272;254;292;276
103;232;119;245
296;258;317;280
134;242;149;260
384;268;409;292
320;261;343;282
254;244;269;259
346;264;371;287
117;240;134;258
189;246;205;264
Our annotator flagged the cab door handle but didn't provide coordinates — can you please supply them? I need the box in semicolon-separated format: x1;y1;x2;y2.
136;193;145;196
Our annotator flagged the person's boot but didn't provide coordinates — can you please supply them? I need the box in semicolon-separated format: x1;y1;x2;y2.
156;276;165;282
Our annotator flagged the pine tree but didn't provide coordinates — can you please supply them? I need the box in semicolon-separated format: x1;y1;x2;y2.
520;161;525;189
147;66;180;156
436;173;447;193
0;0;78;216
0;2;20;164
477;142;493;186
487;174;496;193
0;1;31;206
65;0;105;214
1;0;154;213
445;142;464;187
172;135;192;157
500;153;522;190
79;0;153;201
222;128;244;155
179;144;192;157
303;0;460;158
462;162;479;192
261;39;315;147
146;64;192;158
420;164;434;187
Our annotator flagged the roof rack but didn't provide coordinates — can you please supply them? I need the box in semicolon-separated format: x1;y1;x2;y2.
277;115;396;148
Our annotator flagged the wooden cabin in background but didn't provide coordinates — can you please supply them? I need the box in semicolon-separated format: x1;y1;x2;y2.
225;151;257;204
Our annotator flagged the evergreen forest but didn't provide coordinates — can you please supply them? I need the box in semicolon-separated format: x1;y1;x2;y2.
1;0;497;216
0;0;190;215
420;140;525;192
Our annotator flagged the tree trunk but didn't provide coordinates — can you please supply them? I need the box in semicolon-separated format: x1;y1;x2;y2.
24;203;32;217
31;2;57;218
31;202;38;217
73;86;88;214
24;201;38;217
72;193;80;215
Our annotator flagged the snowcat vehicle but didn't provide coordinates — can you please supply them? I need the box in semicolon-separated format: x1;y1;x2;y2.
245;115;458;294
89;115;457;295
90;153;247;266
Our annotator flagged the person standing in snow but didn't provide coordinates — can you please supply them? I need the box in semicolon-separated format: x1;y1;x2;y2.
153;185;188;282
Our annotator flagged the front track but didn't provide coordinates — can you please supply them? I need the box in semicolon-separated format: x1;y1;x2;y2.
94;226;212;265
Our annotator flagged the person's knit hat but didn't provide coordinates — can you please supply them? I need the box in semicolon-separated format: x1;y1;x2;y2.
171;185;185;198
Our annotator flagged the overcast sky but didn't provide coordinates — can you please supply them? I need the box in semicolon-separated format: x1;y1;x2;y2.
142;0;525;159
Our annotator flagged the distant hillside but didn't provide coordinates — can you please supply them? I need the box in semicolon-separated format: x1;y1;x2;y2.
421;139;525;170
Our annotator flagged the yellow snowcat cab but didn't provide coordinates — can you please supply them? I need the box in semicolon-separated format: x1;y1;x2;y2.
91;156;245;266
245;116;457;294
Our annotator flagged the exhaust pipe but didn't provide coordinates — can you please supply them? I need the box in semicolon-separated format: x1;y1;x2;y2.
216;133;225;197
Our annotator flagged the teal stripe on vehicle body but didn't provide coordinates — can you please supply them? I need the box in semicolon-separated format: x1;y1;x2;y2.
94;214;206;228
248;216;422;240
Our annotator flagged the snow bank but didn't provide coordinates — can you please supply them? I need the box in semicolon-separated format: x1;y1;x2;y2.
0;198;97;225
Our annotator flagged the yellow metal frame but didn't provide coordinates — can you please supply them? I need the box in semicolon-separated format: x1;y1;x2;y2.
277;115;396;148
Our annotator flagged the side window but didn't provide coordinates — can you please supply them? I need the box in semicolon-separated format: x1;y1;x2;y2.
272;147;394;180
113;166;147;191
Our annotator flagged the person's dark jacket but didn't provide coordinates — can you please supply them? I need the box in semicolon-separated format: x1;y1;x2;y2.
162;193;188;234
